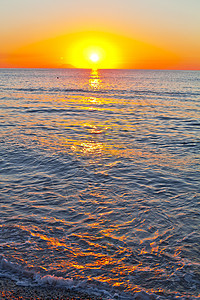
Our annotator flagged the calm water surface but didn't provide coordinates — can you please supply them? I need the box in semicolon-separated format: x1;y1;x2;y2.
0;69;200;299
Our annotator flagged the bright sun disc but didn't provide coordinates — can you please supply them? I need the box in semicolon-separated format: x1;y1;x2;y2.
90;53;99;63
67;33;120;69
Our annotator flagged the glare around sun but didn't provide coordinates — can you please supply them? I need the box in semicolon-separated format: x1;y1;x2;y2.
67;35;120;69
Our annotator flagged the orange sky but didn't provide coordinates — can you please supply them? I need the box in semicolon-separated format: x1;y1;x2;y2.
0;0;200;69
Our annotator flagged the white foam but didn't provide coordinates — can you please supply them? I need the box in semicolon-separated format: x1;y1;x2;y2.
34;274;73;287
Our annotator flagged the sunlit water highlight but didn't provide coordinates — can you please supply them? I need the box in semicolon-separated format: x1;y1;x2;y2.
0;68;200;299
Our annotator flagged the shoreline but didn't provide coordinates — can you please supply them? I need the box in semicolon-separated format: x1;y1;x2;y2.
0;277;103;300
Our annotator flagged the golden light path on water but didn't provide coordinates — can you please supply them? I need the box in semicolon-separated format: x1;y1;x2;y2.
16;69;196;169
0;68;199;299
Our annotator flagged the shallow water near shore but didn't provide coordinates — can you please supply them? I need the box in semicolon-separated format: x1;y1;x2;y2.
0;68;200;299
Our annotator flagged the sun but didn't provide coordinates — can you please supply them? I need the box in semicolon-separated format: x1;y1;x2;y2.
90;53;100;63
67;32;120;69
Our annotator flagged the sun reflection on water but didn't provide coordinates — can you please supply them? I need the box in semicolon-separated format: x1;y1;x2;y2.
89;69;101;90
1;69;199;299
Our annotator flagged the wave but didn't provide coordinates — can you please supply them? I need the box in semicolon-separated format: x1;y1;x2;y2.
0;256;140;300
3;86;200;98
0;256;199;300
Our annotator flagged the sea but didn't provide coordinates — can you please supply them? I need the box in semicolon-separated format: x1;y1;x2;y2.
0;68;199;299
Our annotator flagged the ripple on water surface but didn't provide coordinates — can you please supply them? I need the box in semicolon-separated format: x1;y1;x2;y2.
0;69;200;299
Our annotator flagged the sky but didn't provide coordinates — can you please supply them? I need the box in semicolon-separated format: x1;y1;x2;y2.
0;0;200;69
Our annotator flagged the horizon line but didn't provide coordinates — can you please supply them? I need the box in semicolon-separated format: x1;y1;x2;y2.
0;67;199;71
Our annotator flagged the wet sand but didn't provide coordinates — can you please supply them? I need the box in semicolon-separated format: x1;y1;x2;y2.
0;277;103;300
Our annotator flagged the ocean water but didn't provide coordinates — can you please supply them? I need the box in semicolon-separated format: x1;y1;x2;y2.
0;68;199;299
